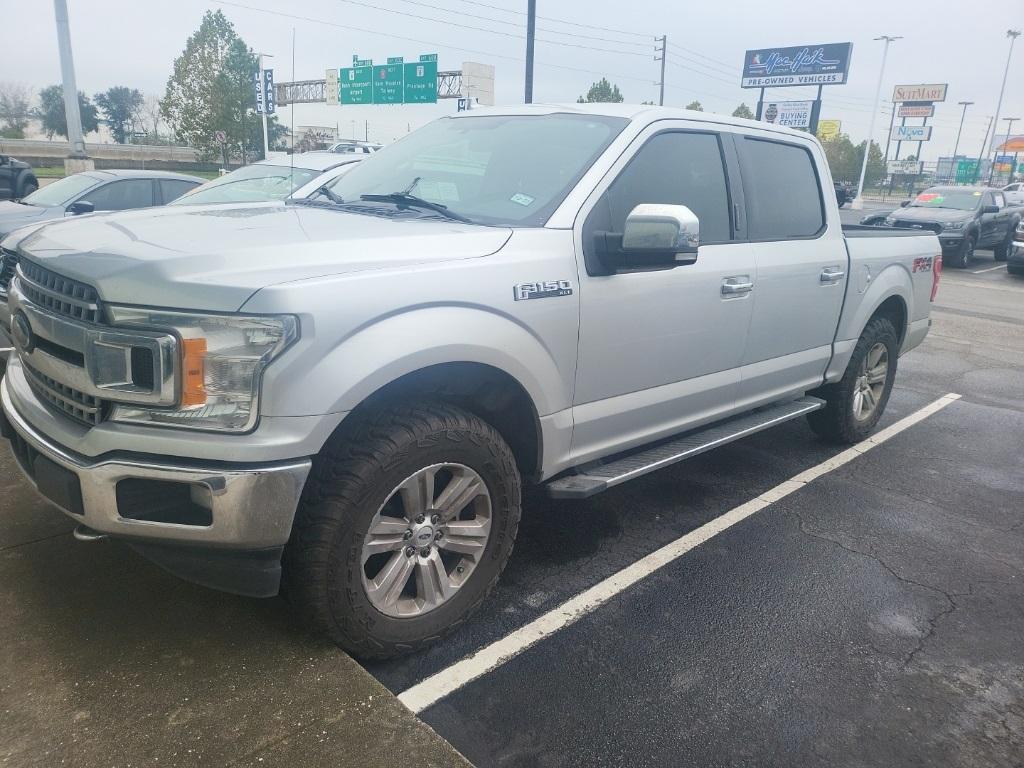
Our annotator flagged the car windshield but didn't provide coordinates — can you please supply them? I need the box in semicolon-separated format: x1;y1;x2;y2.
170;164;320;205
321;113;628;226
909;189;982;211
20;174;99;207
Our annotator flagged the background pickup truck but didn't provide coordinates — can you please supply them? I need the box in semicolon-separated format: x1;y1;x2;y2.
0;105;941;658
0;154;38;201
881;185;1022;268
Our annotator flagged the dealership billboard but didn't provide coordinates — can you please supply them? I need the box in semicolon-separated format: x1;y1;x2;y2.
898;103;935;118
759;100;815;128
891;125;933;142
892;84;948;103
741;42;853;88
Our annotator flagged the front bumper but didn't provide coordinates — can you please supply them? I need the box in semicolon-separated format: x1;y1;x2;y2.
1009;242;1024;266
938;233;966;252
1;374;312;594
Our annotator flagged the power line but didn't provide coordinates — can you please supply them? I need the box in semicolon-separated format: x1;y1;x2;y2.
436;0;654;39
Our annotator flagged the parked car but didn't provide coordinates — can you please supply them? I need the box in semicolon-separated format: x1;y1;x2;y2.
0;105;940;658
834;181;855;207
1002;182;1024;206
169;152;361;206
859;210;891;226
0;169;202;242
880;186;1023;268
0;155;38;200
1008;220;1024;276
327;140;382;154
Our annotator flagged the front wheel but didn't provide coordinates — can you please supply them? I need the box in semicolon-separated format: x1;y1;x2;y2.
283;401;521;659
807;316;899;444
955;235;976;268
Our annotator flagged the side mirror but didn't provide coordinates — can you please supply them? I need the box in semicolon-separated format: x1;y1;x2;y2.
67;200;95;215
900;200;910;207
981;204;1000;214
590;203;700;275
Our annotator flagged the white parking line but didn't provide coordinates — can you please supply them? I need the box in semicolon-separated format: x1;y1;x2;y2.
397;392;963;714
972;264;1007;274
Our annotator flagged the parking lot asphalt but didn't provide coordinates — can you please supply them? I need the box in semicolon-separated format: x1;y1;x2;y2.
2;220;1022;766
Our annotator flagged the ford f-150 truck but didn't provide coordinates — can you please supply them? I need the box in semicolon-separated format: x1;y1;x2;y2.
0;105;941;658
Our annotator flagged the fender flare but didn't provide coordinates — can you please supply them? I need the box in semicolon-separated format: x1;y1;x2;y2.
14;170;38;197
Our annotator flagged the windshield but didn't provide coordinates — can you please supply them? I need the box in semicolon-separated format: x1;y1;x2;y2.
909;189;983;211
21;174;99;207
322;113;628;226
170;164;320;205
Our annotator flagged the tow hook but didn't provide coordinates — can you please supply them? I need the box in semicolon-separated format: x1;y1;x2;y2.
73;525;108;542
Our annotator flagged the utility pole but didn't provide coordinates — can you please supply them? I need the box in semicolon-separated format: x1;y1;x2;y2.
975;115;993;184
655;36;667;106
952;101;974;160
257;52;273;158
52;0;90;170
853;35;901;210
987;29;1020;183
524;0;536;103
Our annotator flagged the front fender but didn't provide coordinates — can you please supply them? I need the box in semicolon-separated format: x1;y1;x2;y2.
259;305;571;419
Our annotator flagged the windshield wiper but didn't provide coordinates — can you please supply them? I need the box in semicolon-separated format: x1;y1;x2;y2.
358;192;473;223
312;185;346;204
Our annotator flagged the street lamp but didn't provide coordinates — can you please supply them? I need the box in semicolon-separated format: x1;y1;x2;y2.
852;35;902;210
987;29;1020;183
952;101;974;158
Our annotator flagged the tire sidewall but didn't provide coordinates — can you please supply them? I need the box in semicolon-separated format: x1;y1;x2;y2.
319;420;519;650
842;318;899;438
959;234;975;268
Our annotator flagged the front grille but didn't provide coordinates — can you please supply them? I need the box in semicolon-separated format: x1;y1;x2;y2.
16;259;102;324
22;359;107;427
890;220;943;235
0;247;17;292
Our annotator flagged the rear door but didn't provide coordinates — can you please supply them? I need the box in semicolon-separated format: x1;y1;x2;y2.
731;132;848;408
571;123;755;461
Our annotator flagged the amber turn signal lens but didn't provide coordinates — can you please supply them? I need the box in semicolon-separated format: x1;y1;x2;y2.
181;338;207;406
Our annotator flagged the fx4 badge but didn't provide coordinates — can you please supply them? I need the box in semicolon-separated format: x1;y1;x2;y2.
912;256;933;273
514;280;573;301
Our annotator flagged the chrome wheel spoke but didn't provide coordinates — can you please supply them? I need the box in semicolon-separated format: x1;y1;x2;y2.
435;470;485;522
398;468;435;518
867;365;887;385
416;551;454;608
853;389;864;418
366;551;415;610
440;519;490;558
863;386;877;410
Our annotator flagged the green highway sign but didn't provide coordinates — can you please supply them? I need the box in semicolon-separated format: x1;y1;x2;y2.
419;53;438;62
339;65;373;105
404;60;438;103
373;63;404;104
954;159;979;184
387;56;404;64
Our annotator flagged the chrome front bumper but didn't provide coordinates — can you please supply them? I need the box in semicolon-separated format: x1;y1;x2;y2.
1;377;311;550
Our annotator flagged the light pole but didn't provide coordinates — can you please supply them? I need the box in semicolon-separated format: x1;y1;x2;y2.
257;52;274;158
987;29;1020;183
53;0;89;168
952;101;974;158
852;35;902;210
524;0;536;103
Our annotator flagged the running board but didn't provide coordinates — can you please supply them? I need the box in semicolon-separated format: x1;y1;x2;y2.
545;396;825;499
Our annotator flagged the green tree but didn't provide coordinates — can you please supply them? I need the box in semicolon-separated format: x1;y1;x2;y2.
36;85;98;140
732;103;754;119
161;10;281;160
577;78;623;103
821;134;885;186
0;82;32;138
685;100;704;111
95;86;144;144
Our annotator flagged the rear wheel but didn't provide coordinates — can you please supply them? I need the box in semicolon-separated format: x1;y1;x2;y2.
283;401;521;659
18;179;37;199
808;316;899;444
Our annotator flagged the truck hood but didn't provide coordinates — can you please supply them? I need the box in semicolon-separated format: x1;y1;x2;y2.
889;206;974;225
16;202;513;312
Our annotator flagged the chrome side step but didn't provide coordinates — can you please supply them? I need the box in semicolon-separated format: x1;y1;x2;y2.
545;396;825;499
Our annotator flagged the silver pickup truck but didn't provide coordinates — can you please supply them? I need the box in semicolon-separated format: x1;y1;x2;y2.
0;105;941;658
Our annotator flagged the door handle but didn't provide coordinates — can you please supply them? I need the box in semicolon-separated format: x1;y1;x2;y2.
721;277;753;296
820;267;846;283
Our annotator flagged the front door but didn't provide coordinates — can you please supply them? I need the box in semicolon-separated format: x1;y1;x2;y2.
571;126;755;463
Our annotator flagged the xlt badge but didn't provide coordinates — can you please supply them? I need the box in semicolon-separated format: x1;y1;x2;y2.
513;280;573;301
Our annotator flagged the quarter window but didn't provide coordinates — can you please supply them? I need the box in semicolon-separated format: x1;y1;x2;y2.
84;179;155;211
738;137;824;239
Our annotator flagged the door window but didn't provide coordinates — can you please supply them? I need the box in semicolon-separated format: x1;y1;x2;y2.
737;137;824;240
584;131;733;253
159;179;199;204
82;179;155;211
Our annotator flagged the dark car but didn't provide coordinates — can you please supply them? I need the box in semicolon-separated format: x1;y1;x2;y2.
834;181;855;207
879;186;1023;268
0;169;203;241
1008;220;1024;276
0;154;39;200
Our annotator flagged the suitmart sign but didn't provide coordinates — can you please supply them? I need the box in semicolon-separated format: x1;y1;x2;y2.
892;83;948;103
741;42;853;87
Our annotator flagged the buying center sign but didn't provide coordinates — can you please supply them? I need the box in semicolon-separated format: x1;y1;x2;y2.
741;42;853;88
760;100;814;128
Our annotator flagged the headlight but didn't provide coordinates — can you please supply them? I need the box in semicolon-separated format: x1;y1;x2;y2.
106;307;298;432
941;221;966;232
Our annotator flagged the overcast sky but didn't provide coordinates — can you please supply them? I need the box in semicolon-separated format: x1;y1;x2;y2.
2;0;1022;158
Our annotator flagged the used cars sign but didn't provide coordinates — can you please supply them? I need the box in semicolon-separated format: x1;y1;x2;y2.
741;42;853;88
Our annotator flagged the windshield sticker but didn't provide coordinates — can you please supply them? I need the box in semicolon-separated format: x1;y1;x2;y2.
916;193;941;203
510;192;535;207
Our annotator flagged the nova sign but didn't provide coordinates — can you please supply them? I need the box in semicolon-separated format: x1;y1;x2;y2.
741;42;853;88
891;125;933;142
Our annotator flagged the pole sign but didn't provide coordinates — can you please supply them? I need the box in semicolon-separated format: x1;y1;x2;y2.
892;84;948;103
898;102;935;118
263;69;275;114
336;54;438;105
887;159;923;176
760;100;814;128
817;119;842;141
254;70;264;113
891;125;933;142
741;42;853;88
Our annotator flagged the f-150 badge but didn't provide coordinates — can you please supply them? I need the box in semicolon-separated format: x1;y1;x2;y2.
514;280;573;301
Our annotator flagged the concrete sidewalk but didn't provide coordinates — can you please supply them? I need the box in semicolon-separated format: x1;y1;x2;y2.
0;450;471;768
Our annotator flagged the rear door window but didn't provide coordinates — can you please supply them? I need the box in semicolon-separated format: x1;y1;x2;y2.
159;179;200;204
737;137;825;240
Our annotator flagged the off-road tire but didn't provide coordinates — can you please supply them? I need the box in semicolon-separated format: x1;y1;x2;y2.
283;400;521;659
993;229;1015;261
807;316;899;444
955;234;976;268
